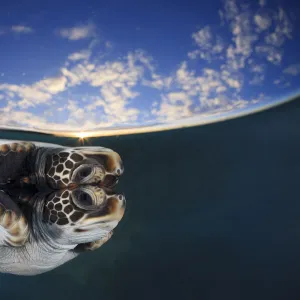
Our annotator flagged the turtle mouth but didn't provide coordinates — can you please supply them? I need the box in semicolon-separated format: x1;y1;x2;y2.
78;190;126;227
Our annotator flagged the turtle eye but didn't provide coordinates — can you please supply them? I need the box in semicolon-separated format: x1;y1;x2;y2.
79;192;93;206
78;166;93;179
73;188;105;210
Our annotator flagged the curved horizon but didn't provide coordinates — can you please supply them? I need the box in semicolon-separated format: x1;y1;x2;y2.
0;92;298;138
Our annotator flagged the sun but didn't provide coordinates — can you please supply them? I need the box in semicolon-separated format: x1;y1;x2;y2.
78;132;87;139
77;132;90;145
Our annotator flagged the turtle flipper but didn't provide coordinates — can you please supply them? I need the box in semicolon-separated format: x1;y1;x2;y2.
0;190;29;247
74;231;113;253
0;142;35;186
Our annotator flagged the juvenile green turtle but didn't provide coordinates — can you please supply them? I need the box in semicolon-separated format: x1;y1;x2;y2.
0;185;125;275
0;140;125;275
0;140;124;189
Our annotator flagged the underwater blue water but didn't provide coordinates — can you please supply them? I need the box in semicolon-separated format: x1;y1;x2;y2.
0;95;300;299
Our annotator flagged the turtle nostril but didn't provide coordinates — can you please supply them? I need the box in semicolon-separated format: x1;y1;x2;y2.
121;196;126;208
102;175;119;188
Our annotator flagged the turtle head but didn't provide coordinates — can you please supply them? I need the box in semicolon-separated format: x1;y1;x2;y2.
43;147;124;190
39;185;125;245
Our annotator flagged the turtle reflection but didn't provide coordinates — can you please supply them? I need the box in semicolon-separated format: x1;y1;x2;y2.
0;185;125;276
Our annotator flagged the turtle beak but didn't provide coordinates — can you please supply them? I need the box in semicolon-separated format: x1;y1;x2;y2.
73;147;124;177
81;193;126;227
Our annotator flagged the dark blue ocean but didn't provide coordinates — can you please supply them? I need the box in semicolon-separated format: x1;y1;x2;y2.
1;96;300;300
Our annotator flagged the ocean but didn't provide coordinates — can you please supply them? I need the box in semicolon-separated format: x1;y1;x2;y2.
1;96;300;300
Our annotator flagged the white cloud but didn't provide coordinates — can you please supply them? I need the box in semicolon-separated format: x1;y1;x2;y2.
255;45;282;65
1;39;217;127
249;74;265;85
11;25;33;34
142;74;172;90
254;14;271;32
58;24;95;41
68;50;91;61
0;100;17;113
188;26;224;62
225;77;241;89
151;92;192;121
0;84;51;109
35;76;67;94
61;64;93;87
283;64;300;76
61;52;144;93
150;58;244;123
152;0;293;124
265;8;292;47
249;63;264;73
228;14;258;69
223;0;239;21
192;26;212;47
55;51;149;126
273;76;290;88
66;100;85;120
0;110;47;128
274;79;281;85
0;76;67;109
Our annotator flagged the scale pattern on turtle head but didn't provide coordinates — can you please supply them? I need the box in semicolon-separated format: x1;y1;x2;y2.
43;189;84;226
45;149;85;188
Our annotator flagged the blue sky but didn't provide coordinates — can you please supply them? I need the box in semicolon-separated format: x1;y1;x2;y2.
0;0;299;135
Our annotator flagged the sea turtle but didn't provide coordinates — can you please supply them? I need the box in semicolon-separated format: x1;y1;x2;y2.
0;184;125;276
0;140;124;190
0;140;126;275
